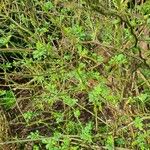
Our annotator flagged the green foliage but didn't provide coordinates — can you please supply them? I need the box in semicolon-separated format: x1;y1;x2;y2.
80;122;93;143
137;93;149;104
109;54;128;65
42;1;54;12
27;130;41;139
140;1;150;15
64;25;86;41
33;41;52;60
61;95;78;107
42;132;62;150
89;82;118;106
0;35;11;47
0;90;16;110
74;109;81;118
113;0;128;11
0;0;150;149
132;131;150;150
115;137;125;147
134;117;143;130
33;145;40;150
105;135;114;150
0;62;12;71
23;111;38;123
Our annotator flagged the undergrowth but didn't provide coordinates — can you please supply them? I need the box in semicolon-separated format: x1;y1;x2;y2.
0;0;150;150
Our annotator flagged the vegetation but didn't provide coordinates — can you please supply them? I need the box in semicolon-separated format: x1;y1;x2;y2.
0;0;150;149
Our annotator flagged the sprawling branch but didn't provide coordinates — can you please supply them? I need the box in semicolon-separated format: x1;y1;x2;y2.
85;0;138;48
85;0;150;69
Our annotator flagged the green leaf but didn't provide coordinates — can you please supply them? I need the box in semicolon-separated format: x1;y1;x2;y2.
23;111;37;123
33;41;52;60
137;94;148;103
74;109;81;118
62;96;78;107
109;54;127;65
80;122;92;143
33;41;46;60
43;2;54;12
0;90;16;110
105;135;114;150
53;112;64;123
0;90;6;96
134;117;143;130
27;130;40;139
0;35;11;47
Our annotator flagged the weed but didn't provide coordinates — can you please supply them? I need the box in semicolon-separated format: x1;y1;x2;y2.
0;0;150;149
